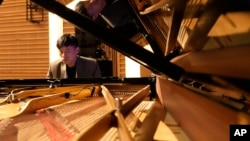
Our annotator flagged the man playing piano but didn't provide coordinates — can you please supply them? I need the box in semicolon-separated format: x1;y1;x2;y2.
46;34;102;79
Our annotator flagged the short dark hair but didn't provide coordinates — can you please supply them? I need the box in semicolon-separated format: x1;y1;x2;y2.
56;34;78;49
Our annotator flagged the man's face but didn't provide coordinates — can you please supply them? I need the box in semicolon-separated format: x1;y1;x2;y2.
85;0;106;20
59;45;79;66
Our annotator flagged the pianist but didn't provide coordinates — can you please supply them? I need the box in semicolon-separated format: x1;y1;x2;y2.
77;0;139;39
46;34;101;79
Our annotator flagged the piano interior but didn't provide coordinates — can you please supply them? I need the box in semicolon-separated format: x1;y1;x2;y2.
1;0;250;141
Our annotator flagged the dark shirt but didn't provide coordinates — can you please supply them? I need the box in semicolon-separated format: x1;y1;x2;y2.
75;0;139;41
101;0;134;27
96;0;139;38
66;65;76;78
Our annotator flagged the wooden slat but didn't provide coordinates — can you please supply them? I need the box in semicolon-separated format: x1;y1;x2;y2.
63;20;75;34
0;0;49;79
117;53;125;77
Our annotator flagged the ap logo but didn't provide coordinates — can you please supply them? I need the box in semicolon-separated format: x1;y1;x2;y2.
230;125;250;141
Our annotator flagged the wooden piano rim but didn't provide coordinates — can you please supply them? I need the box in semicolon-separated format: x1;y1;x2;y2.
156;76;250;141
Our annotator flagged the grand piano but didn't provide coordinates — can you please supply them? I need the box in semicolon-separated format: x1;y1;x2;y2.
0;0;250;141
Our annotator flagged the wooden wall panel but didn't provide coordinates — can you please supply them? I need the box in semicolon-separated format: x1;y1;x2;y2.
117;52;125;77
63;20;74;34
0;0;49;79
